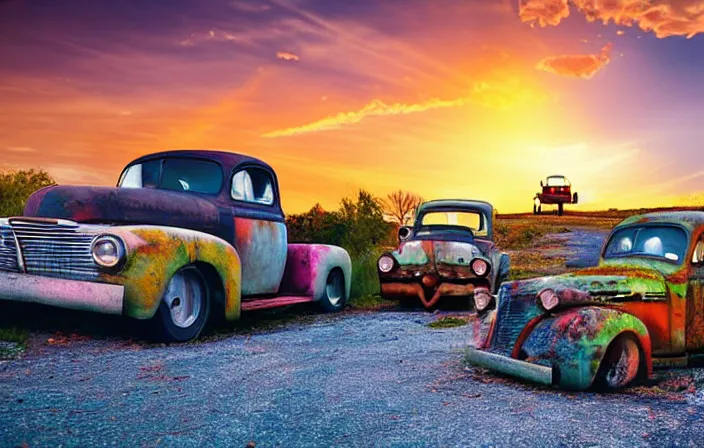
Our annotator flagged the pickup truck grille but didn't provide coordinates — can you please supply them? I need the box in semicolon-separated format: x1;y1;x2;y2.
6;220;100;280
0;225;20;272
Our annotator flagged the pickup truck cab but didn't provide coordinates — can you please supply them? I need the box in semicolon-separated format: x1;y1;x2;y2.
0;150;352;342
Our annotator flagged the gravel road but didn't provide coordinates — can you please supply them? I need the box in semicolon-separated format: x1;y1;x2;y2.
1;227;703;447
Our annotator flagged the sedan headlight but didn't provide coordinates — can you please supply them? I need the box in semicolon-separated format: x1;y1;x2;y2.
378;255;395;273
538;289;559;311
91;235;125;268
474;288;494;312
470;258;489;277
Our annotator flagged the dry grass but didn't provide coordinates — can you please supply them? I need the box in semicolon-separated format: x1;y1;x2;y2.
428;316;469;329
0;326;28;359
493;217;582;280
508;252;569;280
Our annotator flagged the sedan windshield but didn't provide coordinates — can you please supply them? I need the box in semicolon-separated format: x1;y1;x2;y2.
604;225;688;264
416;210;487;238
119;158;223;195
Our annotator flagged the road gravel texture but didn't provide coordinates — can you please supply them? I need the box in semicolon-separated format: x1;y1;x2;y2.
1;226;704;447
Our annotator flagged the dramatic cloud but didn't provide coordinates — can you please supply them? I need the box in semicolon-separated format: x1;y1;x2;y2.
535;43;613;79
519;0;570;26
5;146;36;153
519;0;704;38
276;51;300;61
262;76;549;138
262;97;466;137
230;1;271;13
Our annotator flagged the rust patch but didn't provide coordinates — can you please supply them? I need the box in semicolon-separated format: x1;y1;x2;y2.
381;282;475;308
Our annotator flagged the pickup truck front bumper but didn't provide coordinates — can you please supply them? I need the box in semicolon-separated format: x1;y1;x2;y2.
0;271;124;314
465;347;554;386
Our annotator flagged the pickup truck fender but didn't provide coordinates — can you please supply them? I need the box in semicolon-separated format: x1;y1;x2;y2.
280;244;352;301
518;306;652;390
105;226;242;321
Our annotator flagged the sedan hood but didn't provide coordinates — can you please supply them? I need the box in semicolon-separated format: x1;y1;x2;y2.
562;265;668;298
392;239;484;277
23;185;223;238
502;264;669;305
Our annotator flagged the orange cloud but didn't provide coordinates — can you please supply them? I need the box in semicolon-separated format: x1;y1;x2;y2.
262;97;466;137
535;43;613;79
276;51;300;61
519;0;704;38
262;73;551;138
518;0;570;26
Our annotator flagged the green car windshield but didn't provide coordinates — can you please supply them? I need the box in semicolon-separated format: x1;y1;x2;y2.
604;225;688;264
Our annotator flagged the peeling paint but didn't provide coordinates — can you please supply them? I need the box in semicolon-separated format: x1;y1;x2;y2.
379;200;507;308
0;150;352;334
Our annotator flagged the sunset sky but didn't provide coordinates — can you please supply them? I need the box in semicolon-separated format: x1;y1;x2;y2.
2;0;704;214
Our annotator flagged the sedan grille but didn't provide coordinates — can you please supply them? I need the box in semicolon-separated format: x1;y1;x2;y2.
490;291;542;355
10;219;100;280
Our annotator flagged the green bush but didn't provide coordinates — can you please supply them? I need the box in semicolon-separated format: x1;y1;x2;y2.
349;248;385;300
0;169;56;216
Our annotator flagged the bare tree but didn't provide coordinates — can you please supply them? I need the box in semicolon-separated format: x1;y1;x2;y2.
382;190;424;226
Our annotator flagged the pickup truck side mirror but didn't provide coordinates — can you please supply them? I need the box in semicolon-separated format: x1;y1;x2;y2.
540;181;544;187
398;226;412;242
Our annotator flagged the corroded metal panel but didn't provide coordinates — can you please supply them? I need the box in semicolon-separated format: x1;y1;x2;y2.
280;244;352;300
0;270;124;314
233;217;287;296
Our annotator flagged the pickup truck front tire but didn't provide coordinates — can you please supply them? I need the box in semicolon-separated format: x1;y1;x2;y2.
319;268;347;312
153;266;210;342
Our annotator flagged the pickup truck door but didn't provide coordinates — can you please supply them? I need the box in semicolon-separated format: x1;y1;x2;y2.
230;167;287;296
686;237;704;352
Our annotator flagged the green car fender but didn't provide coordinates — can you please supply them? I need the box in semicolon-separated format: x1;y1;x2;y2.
518;306;652;390
103;226;242;321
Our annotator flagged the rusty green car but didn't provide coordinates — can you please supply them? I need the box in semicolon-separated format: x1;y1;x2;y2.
467;211;704;390
377;200;510;309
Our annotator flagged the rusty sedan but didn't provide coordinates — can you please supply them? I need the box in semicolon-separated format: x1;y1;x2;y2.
377;200;510;309
467;211;704;390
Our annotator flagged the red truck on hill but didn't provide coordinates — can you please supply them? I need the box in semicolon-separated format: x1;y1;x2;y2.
533;175;578;216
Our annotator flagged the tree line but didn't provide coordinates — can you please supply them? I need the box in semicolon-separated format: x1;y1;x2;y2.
0;169;424;252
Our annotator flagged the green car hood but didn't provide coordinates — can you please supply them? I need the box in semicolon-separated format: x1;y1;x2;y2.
392;239;483;269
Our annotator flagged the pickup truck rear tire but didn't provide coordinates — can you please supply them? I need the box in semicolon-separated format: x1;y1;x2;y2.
320;268;346;312
153;266;210;342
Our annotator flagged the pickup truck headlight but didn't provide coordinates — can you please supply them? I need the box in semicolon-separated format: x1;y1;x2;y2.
538;289;559;311
378;255;395;273
91;235;125;268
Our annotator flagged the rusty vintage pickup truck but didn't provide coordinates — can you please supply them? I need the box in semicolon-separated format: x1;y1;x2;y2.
0;150;352;342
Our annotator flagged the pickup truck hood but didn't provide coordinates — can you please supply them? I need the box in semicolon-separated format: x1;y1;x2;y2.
23;185;223;238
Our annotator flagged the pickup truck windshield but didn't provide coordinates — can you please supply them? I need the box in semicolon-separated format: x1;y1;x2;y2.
119;158;223;194
604;225;688;264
